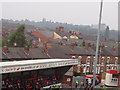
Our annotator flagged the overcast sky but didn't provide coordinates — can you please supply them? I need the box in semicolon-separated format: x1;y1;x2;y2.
1;1;118;30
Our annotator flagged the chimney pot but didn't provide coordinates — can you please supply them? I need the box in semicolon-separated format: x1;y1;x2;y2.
85;43;91;50
69;43;75;50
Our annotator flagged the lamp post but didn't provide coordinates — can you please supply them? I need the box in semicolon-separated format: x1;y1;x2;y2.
92;0;103;87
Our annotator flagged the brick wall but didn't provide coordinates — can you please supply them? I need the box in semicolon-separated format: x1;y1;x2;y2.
68;55;118;74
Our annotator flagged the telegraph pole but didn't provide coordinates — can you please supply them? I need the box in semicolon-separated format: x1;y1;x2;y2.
118;1;120;88
92;0;103;87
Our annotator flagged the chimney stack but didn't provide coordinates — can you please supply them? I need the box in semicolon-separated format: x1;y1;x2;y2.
88;43;91;47
85;43;91;50
58;41;63;45
2;46;9;53
55;26;64;32
69;43;76;50
55;28;59;32
100;44;105;51
43;43;48;55
112;46;116;51
32;40;38;48
59;26;64;32
24;46;30;55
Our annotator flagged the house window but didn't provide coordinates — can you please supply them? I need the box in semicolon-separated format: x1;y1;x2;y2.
107;57;110;64
86;66;90;72
83;66;86;73
72;56;76;59
97;66;100;74
86;56;90;65
101;57;104;65
115;57;118;65
78;56;82;65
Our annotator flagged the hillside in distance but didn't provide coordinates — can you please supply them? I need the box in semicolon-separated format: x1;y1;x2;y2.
1;19;118;41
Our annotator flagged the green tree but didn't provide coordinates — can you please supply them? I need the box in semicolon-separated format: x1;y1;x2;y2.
9;25;26;47
2;38;9;47
0;38;2;47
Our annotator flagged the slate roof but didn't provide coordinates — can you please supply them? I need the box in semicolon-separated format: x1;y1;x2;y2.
2;47;50;60
48;43;96;58
56;31;70;37
40;30;54;38
66;46;95;56
1;40;118;61
91;45;118;56
48;44;71;59
103;47;118;56
51;38;83;45
81;34;106;41
48;39;118;58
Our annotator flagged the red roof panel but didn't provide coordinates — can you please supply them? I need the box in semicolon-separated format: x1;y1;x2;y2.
106;70;118;74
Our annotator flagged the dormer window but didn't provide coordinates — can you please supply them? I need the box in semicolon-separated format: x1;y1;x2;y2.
101;57;104;65
115;57;118;65
86;56;90;65
78;56;82;65
72;56;76;59
78;56;82;59
107;57;110;64
86;66;90;72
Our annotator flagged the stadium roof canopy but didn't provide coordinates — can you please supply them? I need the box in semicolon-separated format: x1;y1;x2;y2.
0;59;78;74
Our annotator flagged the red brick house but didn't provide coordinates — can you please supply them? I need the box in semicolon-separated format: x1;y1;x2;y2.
31;30;49;43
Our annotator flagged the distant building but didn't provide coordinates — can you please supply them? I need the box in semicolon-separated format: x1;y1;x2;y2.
42;18;46;22
91;24;107;31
